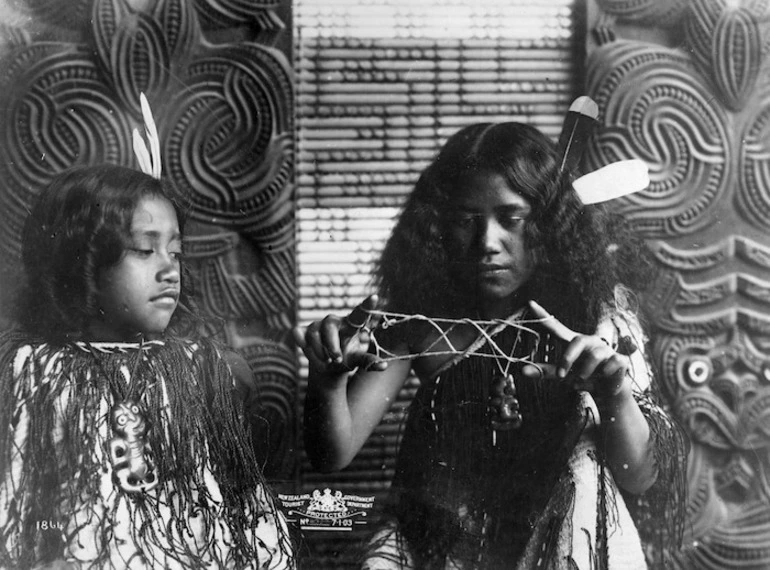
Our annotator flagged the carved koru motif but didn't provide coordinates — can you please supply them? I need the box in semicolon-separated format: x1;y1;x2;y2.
587;1;770;567
108;400;158;494
241;339;297;475
596;0;691;27
193;0;285;42
586;41;731;237
0;0;294;313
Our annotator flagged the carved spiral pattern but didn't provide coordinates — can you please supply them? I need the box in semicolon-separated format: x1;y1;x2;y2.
193;0;285;33
163;44;294;231
685;0;764;112
0;46;132;259
586;41;730;237
589;2;770;565
185;233;294;320
595;0;690;26
24;0;93;30
245;340;296;428
737;86;770;231
244;340;297;474
92;0;171;106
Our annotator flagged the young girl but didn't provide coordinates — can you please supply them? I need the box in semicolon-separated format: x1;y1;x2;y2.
0;165;294;569
296;123;688;569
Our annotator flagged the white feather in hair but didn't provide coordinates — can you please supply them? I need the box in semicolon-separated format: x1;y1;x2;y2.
132;93;161;179
572;159;649;205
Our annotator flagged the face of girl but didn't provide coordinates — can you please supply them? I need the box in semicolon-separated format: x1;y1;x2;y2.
90;195;182;341
446;170;535;318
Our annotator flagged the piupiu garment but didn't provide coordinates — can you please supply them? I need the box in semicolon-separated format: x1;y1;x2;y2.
0;333;294;569
362;311;686;570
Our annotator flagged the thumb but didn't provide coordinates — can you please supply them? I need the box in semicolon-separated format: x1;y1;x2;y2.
346;351;387;372
292;326;307;349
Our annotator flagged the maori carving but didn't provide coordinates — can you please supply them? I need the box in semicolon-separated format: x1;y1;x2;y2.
586;41;731;237
685;0;764;112
242;339;297;476
595;0;690;26
0;47;134;255
108;400;159;494
185;233;294;327
738;86;770;232
587;0;770;567
193;0;285;40
0;0;296;474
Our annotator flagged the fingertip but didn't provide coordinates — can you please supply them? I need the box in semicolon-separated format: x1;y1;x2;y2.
361;357;387;372
528;299;549;318
521;364;538;377
292;327;305;347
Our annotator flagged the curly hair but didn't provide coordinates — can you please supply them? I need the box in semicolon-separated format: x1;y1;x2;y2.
18;164;201;343
374;122;654;333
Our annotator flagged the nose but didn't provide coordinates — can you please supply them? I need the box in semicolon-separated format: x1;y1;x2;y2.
479;217;504;254
157;253;180;284
709;369;755;415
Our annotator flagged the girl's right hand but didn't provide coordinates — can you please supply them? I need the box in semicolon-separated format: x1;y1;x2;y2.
293;295;387;378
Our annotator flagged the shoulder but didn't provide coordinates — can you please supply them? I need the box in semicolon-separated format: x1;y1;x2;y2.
0;333;75;389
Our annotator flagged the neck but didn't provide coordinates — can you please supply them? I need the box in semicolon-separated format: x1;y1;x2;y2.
477;295;528;320
85;322;149;343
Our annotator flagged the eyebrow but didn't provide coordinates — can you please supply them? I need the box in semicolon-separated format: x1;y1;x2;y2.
132;230;182;241
455;203;530;214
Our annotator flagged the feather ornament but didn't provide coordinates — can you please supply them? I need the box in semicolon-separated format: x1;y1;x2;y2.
132;93;162;179
572;159;649;205
556;96;599;175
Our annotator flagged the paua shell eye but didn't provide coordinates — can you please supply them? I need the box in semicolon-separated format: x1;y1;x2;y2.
686;358;712;385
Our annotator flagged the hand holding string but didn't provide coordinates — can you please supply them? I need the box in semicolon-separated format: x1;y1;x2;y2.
293;295;387;377
521;300;631;400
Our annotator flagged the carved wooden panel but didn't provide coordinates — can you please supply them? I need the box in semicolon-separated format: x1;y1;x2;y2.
0;0;296;478
586;1;770;567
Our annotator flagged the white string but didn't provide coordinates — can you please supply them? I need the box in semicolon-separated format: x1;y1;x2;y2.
365;309;550;367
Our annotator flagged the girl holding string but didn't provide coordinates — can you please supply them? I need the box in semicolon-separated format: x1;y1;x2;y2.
296;120;687;569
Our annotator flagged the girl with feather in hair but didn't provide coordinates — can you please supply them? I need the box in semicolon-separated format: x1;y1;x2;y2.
0;164;294;569
296;121;687;569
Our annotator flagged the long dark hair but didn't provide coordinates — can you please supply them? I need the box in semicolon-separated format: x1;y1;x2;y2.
374;122;653;333
18;164;200;342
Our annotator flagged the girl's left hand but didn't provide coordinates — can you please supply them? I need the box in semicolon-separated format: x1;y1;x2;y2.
521;300;630;400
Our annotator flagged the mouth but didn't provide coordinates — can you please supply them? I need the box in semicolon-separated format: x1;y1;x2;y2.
478;264;508;276
151;291;179;305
